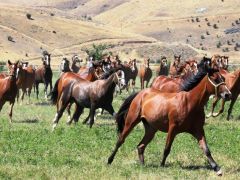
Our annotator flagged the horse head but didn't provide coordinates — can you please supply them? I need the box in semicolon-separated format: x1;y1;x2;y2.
7;60;19;79
220;56;229;70
42;51;51;67
61;58;70;72
160;56;168;67
207;71;232;101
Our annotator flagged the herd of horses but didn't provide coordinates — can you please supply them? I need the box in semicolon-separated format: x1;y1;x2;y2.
0;50;239;176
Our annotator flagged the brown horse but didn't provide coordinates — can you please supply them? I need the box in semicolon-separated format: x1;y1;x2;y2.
151;57;212;92
17;63;35;103
0;60;19;123
169;55;182;77
34;51;53;99
156;56;168;76
108;70;231;176
60;57;71;75
120;59;138;92
207;68;240;120
78;66;98;82
139;58;152;89
51;72;120;130
71;55;82;73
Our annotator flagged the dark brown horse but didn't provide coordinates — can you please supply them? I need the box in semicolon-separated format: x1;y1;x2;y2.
207;68;240;120
0;60;19;123
156;56;168;76
60;57;71;75
71;55;82;73
51;72;120;130
34;51;53;99
169;55;182;77
120;59;138;92
139;58;152;89
108;70;231;176
16;62;35;103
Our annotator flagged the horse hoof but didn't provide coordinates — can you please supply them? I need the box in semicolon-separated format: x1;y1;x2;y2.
206;113;212;118
212;113;220;117
216;169;222;176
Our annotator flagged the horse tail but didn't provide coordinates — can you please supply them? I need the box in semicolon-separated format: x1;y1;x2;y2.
116;92;139;134
51;78;60;105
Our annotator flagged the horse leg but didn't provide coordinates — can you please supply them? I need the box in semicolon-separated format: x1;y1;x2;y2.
89;103;96;128
16;89;20;102
44;83;48;99
108;108;142;164
36;83;39;99
206;96;219;118
137;120;157;164
66;103;72;124
192;128;222;176
9;101;15;123
52;93;70;131
132;80;135;92
27;88;32;104
104;104;116;117
227;97;237;120
160;125;177;166
82;111;90;124
146;80;149;88
213;99;225;117
67;104;83;125
21;89;26;104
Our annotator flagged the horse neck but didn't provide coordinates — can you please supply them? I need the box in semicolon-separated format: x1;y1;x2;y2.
188;76;212;107
103;74;116;92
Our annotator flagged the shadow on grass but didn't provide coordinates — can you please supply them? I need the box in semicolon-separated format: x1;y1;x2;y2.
180;164;212;171
35;101;51;106
14;118;39;124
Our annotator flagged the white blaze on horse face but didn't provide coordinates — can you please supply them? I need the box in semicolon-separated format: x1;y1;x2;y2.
16;67;19;78
45;55;50;66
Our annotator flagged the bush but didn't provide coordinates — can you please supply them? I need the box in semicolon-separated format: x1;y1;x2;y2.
213;24;218;29
207;22;211;26
84;44;109;60
206;31;210;35
50;13;55;16
26;13;33;20
201;35;205;39
216;41;222;48
7;36;14;42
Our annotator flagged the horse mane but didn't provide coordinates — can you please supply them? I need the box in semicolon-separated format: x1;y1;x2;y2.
181;69;207;91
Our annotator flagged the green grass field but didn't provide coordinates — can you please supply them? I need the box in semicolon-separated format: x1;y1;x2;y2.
0;73;239;180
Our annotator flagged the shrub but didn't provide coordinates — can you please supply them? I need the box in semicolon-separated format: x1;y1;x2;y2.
26;13;32;20
84;44;109;60
50;13;55;16
201;35;205;39
216;41;222;48
206;31;210;35
207;22;211;26
213;24;218;29
7;36;14;42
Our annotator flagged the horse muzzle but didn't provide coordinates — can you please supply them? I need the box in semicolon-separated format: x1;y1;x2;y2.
220;92;232;101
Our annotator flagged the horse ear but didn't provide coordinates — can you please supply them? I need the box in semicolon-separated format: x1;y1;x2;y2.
16;60;19;66
8;60;12;66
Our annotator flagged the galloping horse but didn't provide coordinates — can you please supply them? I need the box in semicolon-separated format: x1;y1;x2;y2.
139;58;152;89
156;56;168;76
108;69;231;176
207;68;240;120
0;60;19;123
51;72;120;129
17;62;35;102
71;55;82;73
34;51;53;99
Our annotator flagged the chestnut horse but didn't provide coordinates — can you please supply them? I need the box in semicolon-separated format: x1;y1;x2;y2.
108;70;231;176
51;72;119;130
169;55;182;77
60;57;71;75
34;51;53;99
139;58;152;89
0;60;19;123
207;68;240;120
17;62;35;102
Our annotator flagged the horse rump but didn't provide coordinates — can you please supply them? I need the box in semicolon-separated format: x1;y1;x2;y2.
116;92;139;133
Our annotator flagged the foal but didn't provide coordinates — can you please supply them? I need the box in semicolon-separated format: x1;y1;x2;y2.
108;70;231;176
0;60;19;122
35;51;53;99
